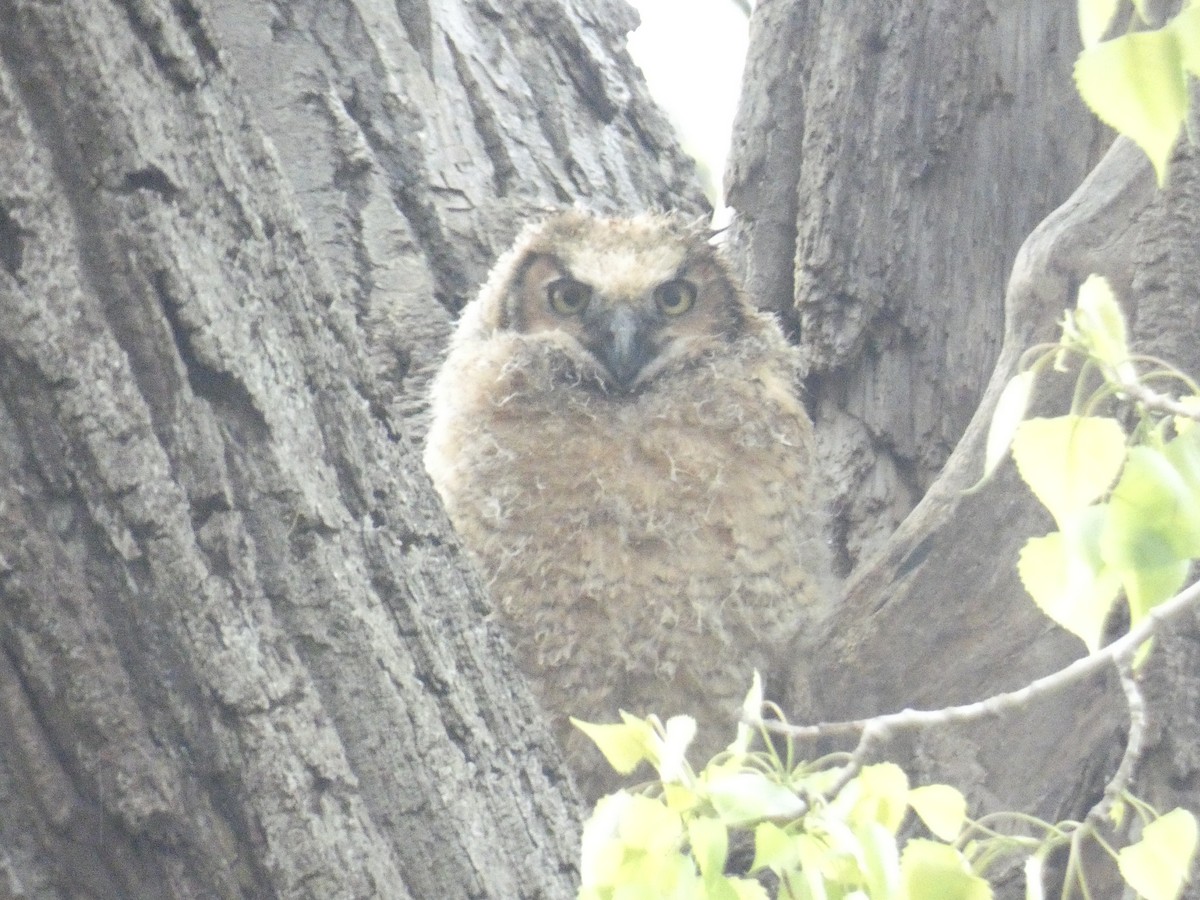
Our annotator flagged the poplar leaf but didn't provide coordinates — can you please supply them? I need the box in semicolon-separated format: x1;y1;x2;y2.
1078;0;1121;45
1011;416;1126;526
572;716;655;774
1074;275;1135;381
1164;425;1200;500
706;771;806;825
688;816;729;878
1018;527;1122;652
580;791;634;888
657;715;698;782
619;794;686;852
728;671;765;757
841;763;910;834
728;877;771;900
856;821;902;900
793;834;836;898
981;371;1036;484
1173;4;1200;75
1074;29;1187;185
909;784;969;841
1122;561;1189;626
751;821;800;874
1117;808;1199;900
900;840;993;900
1103;446;1200;569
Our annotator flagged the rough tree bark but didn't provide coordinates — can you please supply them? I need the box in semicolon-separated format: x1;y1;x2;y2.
4;0;1197;897
727;0;1200;894
729;0;1111;571
0;1;701;897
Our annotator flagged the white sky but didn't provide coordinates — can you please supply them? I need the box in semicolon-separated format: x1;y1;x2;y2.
625;0;750;206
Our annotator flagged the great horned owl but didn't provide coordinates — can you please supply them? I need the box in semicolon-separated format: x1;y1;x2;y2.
424;211;831;800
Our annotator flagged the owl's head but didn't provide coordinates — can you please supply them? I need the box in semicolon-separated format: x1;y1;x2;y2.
481;211;748;394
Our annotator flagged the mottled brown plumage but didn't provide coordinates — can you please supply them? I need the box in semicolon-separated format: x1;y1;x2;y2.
424;211;831;800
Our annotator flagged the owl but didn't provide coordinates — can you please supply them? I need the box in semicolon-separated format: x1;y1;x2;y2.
424;211;831;801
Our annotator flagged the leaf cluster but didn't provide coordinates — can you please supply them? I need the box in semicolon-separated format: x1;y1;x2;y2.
573;674;1196;899
986;276;1200;660
1074;0;1200;184
576;676;987;900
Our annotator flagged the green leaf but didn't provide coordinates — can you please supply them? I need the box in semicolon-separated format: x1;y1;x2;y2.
1018;525;1123;651
909;784;969;841
727;877;771;900
572;716;656;774
1073;275;1135;381
728;671;765;757
793;833;836;899
900;840;993;900
1173;4;1200;75
856;821;902;899
1123;433;1200;625
1123;561;1189;626
1117;808;1199;900
663;782;701;816
619;794;687;853
705;771;806;825
580;792;706;899
814;814;870;884
1163;426;1200;519
981;371;1037;485
751;821;801;874
688;816;729;879
657;715;698;782
1074;29;1187;185
617;852;701;900
1011;416;1126;526
1078;0;1121;46
1103;444;1200;574
580;792;636;889
839;763;910;834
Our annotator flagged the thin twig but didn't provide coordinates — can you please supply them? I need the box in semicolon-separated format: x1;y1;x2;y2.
815;721;886;805
1116;377;1200;421
1087;661;1145;826
758;577;1200;741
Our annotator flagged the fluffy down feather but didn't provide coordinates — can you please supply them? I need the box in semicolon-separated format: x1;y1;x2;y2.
424;211;831;800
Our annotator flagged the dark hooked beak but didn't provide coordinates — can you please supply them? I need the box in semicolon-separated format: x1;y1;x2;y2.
586;306;655;391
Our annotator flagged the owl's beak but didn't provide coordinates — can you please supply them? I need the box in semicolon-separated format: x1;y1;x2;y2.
587;306;654;391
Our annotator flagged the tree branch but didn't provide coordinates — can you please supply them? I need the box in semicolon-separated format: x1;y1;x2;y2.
761;576;1200;741
1086;661;1145;826
1118;375;1200;422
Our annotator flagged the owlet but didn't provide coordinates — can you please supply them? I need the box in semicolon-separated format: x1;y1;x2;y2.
424;211;831;800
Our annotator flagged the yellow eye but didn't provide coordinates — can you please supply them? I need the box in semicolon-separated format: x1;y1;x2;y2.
654;279;697;316
547;278;593;316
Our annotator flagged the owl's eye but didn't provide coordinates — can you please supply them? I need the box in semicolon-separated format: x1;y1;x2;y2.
654;279;697;316
547;278;593;316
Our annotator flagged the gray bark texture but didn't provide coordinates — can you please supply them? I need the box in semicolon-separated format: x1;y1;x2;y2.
0;0;701;897
725;0;1200;894
802;140;1200;895
3;0;1199;896
729;0;1111;570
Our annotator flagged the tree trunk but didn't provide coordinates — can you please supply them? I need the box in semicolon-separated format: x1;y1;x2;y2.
727;0;1200;891
729;0;1111;571
6;0;1199;895
0;1;701;896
